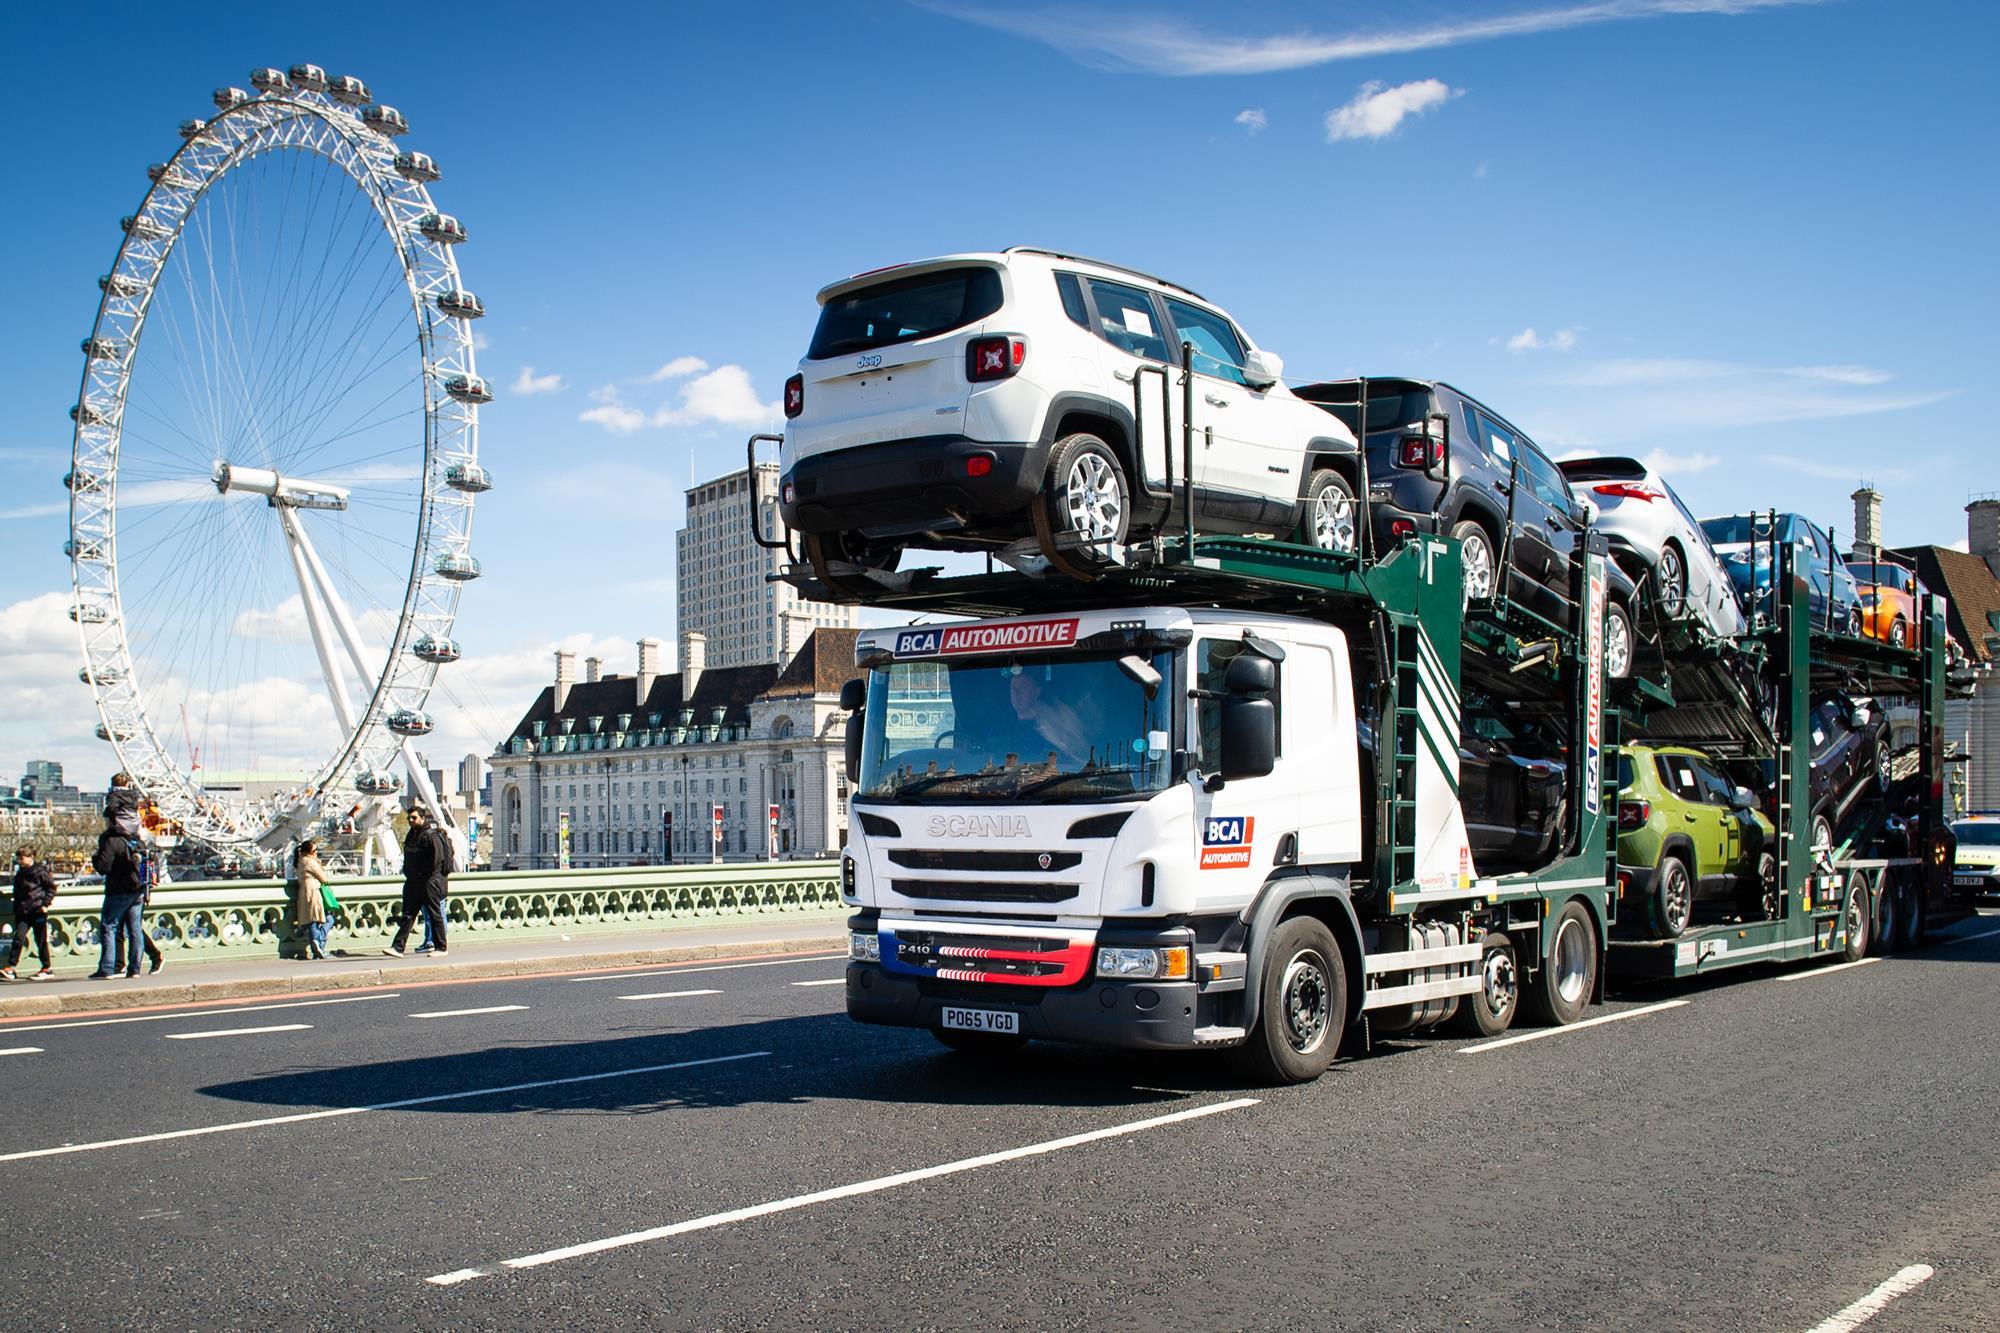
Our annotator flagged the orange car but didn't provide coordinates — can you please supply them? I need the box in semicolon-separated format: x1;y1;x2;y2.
1844;558;1921;648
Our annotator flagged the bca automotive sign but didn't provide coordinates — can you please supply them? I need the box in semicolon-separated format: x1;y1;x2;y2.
894;618;1078;658
1200;816;1255;870
1584;554;1605;818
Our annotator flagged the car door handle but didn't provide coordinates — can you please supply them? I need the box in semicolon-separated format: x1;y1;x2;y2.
1204;393;1230;407
1493;479;1511;495
1113;369;1136;383
1683;814;1698;823
1545;516;1563;530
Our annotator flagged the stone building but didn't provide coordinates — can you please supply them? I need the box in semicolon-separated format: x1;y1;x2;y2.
1892;495;2000;815
487;630;860;867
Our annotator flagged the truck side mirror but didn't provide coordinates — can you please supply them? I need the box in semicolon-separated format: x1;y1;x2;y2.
840;677;867;784
1219;654;1277;782
839;678;866;712
1223;653;1276;695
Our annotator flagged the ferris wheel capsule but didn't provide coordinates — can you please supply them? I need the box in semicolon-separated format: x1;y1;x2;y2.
362;104;409;136
445;461;493;492
99;273;145;298
434;552;482;582
64;466;102;491
417;212;466;244
394;151;440;183
146;162;197;188
72;603;110;624
214;87;251;111
96;722;132;742
121;215;172;242
412;634;461;664
436;289;483;319
387;709;434;737
444;374;492;405
250;67;290;94
81;338;126;362
178;118;208;140
70;401;114;426
80;665;123;685
328;74;371;105
65;537;106;562
288;64;328;92
354;770;402;796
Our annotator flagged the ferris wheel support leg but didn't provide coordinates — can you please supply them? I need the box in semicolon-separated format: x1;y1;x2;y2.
279;509;360;737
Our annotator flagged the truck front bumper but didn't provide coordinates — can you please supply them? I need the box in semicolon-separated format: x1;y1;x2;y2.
845;962;1203;1051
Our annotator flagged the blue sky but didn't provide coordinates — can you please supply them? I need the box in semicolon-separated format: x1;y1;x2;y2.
2;0;1994;789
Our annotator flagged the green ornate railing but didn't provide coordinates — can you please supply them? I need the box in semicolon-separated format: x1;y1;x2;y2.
7;862;843;973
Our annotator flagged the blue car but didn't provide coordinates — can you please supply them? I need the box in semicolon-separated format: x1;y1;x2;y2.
1697;513;1864;636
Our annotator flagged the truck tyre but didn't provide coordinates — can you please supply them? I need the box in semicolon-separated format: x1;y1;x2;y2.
933;1028;1027;1056
1523;900;1598;1026
1233;916;1346;1085
1296;470;1358;554
1449;931;1519;1038
1651;855;1694;939
1898;879;1927;948
1839;876;1872;962
1870;876;1898;956
1450;520;1497;605
1034;433;1129;581
803;531;902;600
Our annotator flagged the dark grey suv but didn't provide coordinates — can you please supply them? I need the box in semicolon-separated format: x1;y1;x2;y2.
1298;377;1637;676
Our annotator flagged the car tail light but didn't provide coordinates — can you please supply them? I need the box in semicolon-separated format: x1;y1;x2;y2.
1396;434;1444;470
1592;482;1663;502
1618;799;1650;830
1389;518;1416;541
783;373;804;419
965;454;994;478
966;336;1025;382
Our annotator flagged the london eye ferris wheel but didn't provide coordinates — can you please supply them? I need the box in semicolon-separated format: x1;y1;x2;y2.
65;65;491;872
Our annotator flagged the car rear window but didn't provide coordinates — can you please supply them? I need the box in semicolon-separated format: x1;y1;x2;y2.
808;266;1004;359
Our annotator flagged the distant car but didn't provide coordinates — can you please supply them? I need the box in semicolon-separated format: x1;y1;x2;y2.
1951;817;2000;898
1699;512;1864;636
1296;377;1638;676
1558;456;1746;639
1617;743;1777;937
1843;555;1921;649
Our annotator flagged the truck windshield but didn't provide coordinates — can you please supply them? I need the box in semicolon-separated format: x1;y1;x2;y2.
857;650;1175;804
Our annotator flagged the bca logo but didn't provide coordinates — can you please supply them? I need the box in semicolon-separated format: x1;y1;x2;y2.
1200;816;1255;870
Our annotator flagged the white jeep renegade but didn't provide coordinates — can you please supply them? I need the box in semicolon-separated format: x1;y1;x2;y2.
777;248;1359;582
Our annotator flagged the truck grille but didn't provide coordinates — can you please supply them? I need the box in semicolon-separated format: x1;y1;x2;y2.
891;878;1079;904
886;929;1092;986
887;849;1082;872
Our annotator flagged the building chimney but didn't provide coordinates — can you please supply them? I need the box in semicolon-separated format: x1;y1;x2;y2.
1851;485;1882;557
554;649;576;711
680;630;706;701
636;637;662;706
584;655;602;684
1970;495;2000;580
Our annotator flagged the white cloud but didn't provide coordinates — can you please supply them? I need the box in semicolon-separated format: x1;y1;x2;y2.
579;402;649;435
1506;327;1579;353
511;367;565;396
1637;448;1721;476
1234;108;1267;135
471;331;491;352
581;363;782;435
227;595;398;646
1755;453;1913;484
1;500;68;521
644;356;710;383
1325;80;1459;142
1782;364;1894;386
925;1;1824;75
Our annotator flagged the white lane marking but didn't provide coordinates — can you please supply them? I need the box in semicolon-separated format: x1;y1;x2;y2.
0;993;401;1035
0;1050;769;1163
1944;925;2000;944
617;990;722;1001
1777;958;1880;983
568;954;846;983
164;1024;312;1041
409;1005;529;1019
1804;1263;1934;1332
0;1047;43;1057
790;979;846;988
427;1097;1259;1286
1460;1000;1689;1054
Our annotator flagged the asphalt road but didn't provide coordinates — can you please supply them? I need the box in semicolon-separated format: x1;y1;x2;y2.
3;916;1997;1331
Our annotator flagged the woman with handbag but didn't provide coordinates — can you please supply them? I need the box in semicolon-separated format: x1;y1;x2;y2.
291;840;338;960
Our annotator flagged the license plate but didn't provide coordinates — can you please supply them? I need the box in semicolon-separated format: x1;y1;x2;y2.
1956;874;1985;888
940;1006;1018;1035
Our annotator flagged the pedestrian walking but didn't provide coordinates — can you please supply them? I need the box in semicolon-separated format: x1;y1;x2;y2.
3;846;57;981
382;807;450;957
290;839;336;960
136;845;164;974
88;828;143;980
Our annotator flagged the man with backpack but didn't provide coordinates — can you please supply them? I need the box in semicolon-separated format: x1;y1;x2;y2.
3;846;58;981
382;805;452;958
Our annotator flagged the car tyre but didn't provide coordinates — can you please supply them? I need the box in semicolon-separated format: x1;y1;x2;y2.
1449;931;1519;1039
1651;855;1694;939
1889;617;1909;649
1654;543;1688;621
1034;433;1130;580
1451;520;1497;606
1297;469;1358;555
1604;600;1636;679
1846;606;1864;638
1750;851;1780;921
1811;811;1837;870
1232;916;1346;1085
803;531;902;599
1523;899;1598;1026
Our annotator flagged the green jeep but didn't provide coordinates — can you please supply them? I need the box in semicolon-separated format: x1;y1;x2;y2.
1618;744;1778;938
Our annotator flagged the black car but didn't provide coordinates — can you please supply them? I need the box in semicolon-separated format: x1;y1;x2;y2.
1299;377;1637;675
1750;692;1890;854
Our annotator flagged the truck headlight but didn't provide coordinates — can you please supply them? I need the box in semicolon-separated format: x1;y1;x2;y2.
848;931;880;964
841;853;858;897
1094;945;1189;981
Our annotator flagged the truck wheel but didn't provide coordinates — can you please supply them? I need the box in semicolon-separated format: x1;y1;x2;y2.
1898;879;1927;948
1296;470;1358;554
1450;521;1497;605
1839;875;1872;962
1033;433;1129;580
1651;856;1693;939
1449;931;1519;1038
1524;900;1598;1026
933;1028;1027;1056
1870;876;1898;956
803;531;901;600
1233;916;1346;1085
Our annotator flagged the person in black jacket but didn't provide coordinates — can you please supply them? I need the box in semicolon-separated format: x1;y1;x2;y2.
89;830;144;980
3;847;58;981
382;807;449;958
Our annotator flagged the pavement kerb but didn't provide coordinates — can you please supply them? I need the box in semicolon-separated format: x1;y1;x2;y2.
0;933;846;1020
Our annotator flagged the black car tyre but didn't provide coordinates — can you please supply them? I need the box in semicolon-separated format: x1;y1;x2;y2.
1811;811;1837;869
1846;606;1864;638
1523;900;1598;1026
1870;877;1899;957
1840;875;1872;962
1655;542;1688;620
803;531;902;599
1889;617;1909;648
1233;915;1346;1085
1449;931;1519;1038
1034;433;1129;580
1754;851;1780;921
1651;855;1694;939
1297;469;1358;554
1451;520;1498;605
932;1027;1028;1056
1604;601;1636;679
1874;740;1891;793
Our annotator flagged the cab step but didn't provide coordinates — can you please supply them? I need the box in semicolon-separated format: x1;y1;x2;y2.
1192;1025;1247;1045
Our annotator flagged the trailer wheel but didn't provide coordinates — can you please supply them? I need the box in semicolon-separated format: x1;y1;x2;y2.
1449;931;1519;1038
1898;878;1927;949
1840;876;1872;962
1870;875;1899;956
932;1028;1027;1056
1233;916;1346;1085
1650;856;1694;938
1524;900;1598;1026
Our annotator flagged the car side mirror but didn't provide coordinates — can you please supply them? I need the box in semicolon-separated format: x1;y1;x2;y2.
1732;786;1756;811
1569;498;1591;527
1241;349;1282;389
1850;707;1870;728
